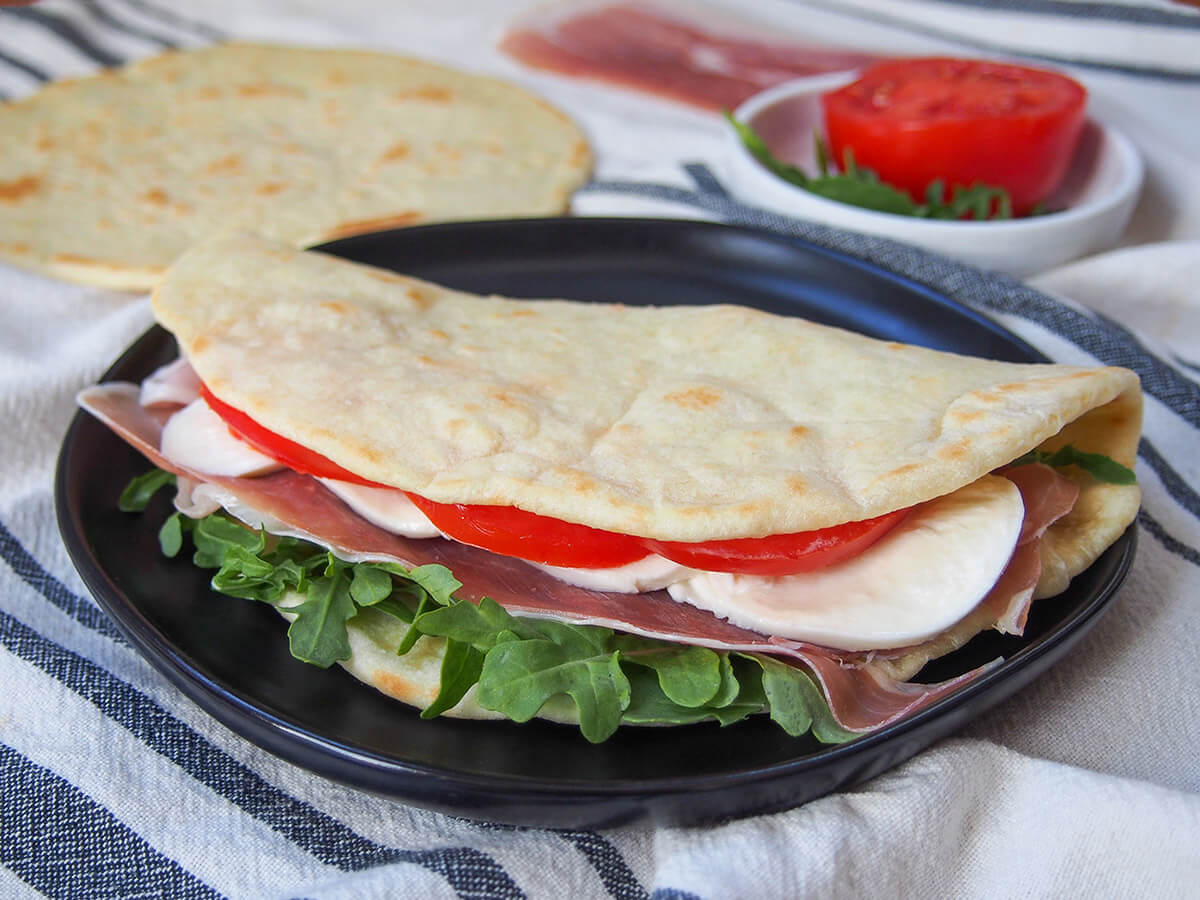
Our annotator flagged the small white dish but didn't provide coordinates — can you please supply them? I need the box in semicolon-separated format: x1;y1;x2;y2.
723;74;1144;276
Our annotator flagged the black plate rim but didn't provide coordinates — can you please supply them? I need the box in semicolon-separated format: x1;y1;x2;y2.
54;217;1135;817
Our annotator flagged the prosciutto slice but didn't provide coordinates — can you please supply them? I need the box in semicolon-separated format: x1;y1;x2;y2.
79;383;1074;733
501;2;882;111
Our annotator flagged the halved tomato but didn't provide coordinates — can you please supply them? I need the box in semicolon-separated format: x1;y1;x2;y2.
821;57;1087;216
201;385;910;574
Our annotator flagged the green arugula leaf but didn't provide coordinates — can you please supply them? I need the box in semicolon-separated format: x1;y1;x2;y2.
614;636;724;708
1009;444;1136;485
119;469;176;512
158;512;187;557
409;595;524;650
477;639;631;743
747;654;858;743
286;567;357;667
420;639;485;719
349;564;394;607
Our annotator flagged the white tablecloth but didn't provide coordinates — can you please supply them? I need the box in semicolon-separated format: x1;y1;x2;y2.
2;1;1198;897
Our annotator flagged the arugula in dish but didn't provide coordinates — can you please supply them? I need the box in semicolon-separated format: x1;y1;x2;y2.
1008;445;1136;485
121;469;857;744
725;112;1021;221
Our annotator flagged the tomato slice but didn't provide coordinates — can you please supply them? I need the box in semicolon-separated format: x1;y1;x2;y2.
201;384;910;574
200;385;380;486
821;57;1087;216
645;508;909;576
404;493;650;569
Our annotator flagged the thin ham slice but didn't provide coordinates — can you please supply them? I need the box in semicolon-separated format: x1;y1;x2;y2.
78;382;1073;733
500;2;881;111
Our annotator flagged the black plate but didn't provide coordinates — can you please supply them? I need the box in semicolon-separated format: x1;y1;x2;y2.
56;218;1135;828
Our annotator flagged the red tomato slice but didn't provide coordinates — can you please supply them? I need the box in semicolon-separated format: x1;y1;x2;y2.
821;57;1087;216
645;508;909;576
200;385;380;486
202;384;910;574
404;493;650;569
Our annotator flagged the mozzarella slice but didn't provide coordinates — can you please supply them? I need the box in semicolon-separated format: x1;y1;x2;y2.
160;399;283;477
319;479;442;538
140;357;202;407
532;555;695;592
666;476;1024;651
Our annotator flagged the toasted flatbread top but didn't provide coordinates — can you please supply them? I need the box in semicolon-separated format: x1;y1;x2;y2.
153;232;1141;546
0;43;590;290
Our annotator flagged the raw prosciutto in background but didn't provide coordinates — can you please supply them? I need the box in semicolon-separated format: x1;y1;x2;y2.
500;1;883;110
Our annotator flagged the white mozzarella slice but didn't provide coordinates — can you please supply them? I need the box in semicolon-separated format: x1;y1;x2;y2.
532;554;696;592
160;399;283;477
666;476;1024;651
319;479;442;538
140;357;202;407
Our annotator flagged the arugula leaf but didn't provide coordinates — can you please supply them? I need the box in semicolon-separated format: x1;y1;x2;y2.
614;636;724;708
743;654;859;743
158;512;187;557
476;638;631;743
421;639;485;719
725;113;1015;221
1009;444;1136;485
119;469;176;512
349;564;394;606
287;566;357;667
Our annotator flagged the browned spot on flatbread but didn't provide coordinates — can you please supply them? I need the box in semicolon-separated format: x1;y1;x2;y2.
429;329;450;341
373;669;428;705
320;301;349;315
394;85;453;103
665;386;722;410
935;439;971;461
787;476;807;494
377;142;410;164
1;242;30;255
194;86;222;100
256;182;286;196
788;425;810;442
35;135;55;151
885;462;923;480
191;335;210;354
569;139;590;168
486;141;504;156
206;154;244;175
141;187;169;205
948;408;984;423
996;382;1036;393
237;82;302;98
0;175;41;203
326;69;347;86
505;309;537;318
322;211;423;241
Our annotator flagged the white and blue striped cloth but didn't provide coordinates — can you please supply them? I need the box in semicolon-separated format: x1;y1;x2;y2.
2;1;1198;897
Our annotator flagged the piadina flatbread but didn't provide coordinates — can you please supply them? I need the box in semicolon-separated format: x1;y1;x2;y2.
79;232;1142;737
0;43;590;290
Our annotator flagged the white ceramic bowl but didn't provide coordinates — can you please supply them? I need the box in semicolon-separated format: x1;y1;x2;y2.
723;74;1144;276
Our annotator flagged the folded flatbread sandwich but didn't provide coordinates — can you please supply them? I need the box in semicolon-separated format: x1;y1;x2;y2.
79;233;1142;741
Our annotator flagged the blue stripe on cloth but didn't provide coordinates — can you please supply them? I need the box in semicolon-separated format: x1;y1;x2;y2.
109;0;226;42
1139;440;1200;524
557;831;649;900
786;0;1200;81
0;741;222;900
650;889;705;900
77;0;178;49
0;46;51;82
1139;511;1200;568
0;520;125;641
924;0;1200;29
0;606;527;897
0;7;125;67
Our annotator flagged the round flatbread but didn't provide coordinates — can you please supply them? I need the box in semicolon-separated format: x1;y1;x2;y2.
0;43;591;290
